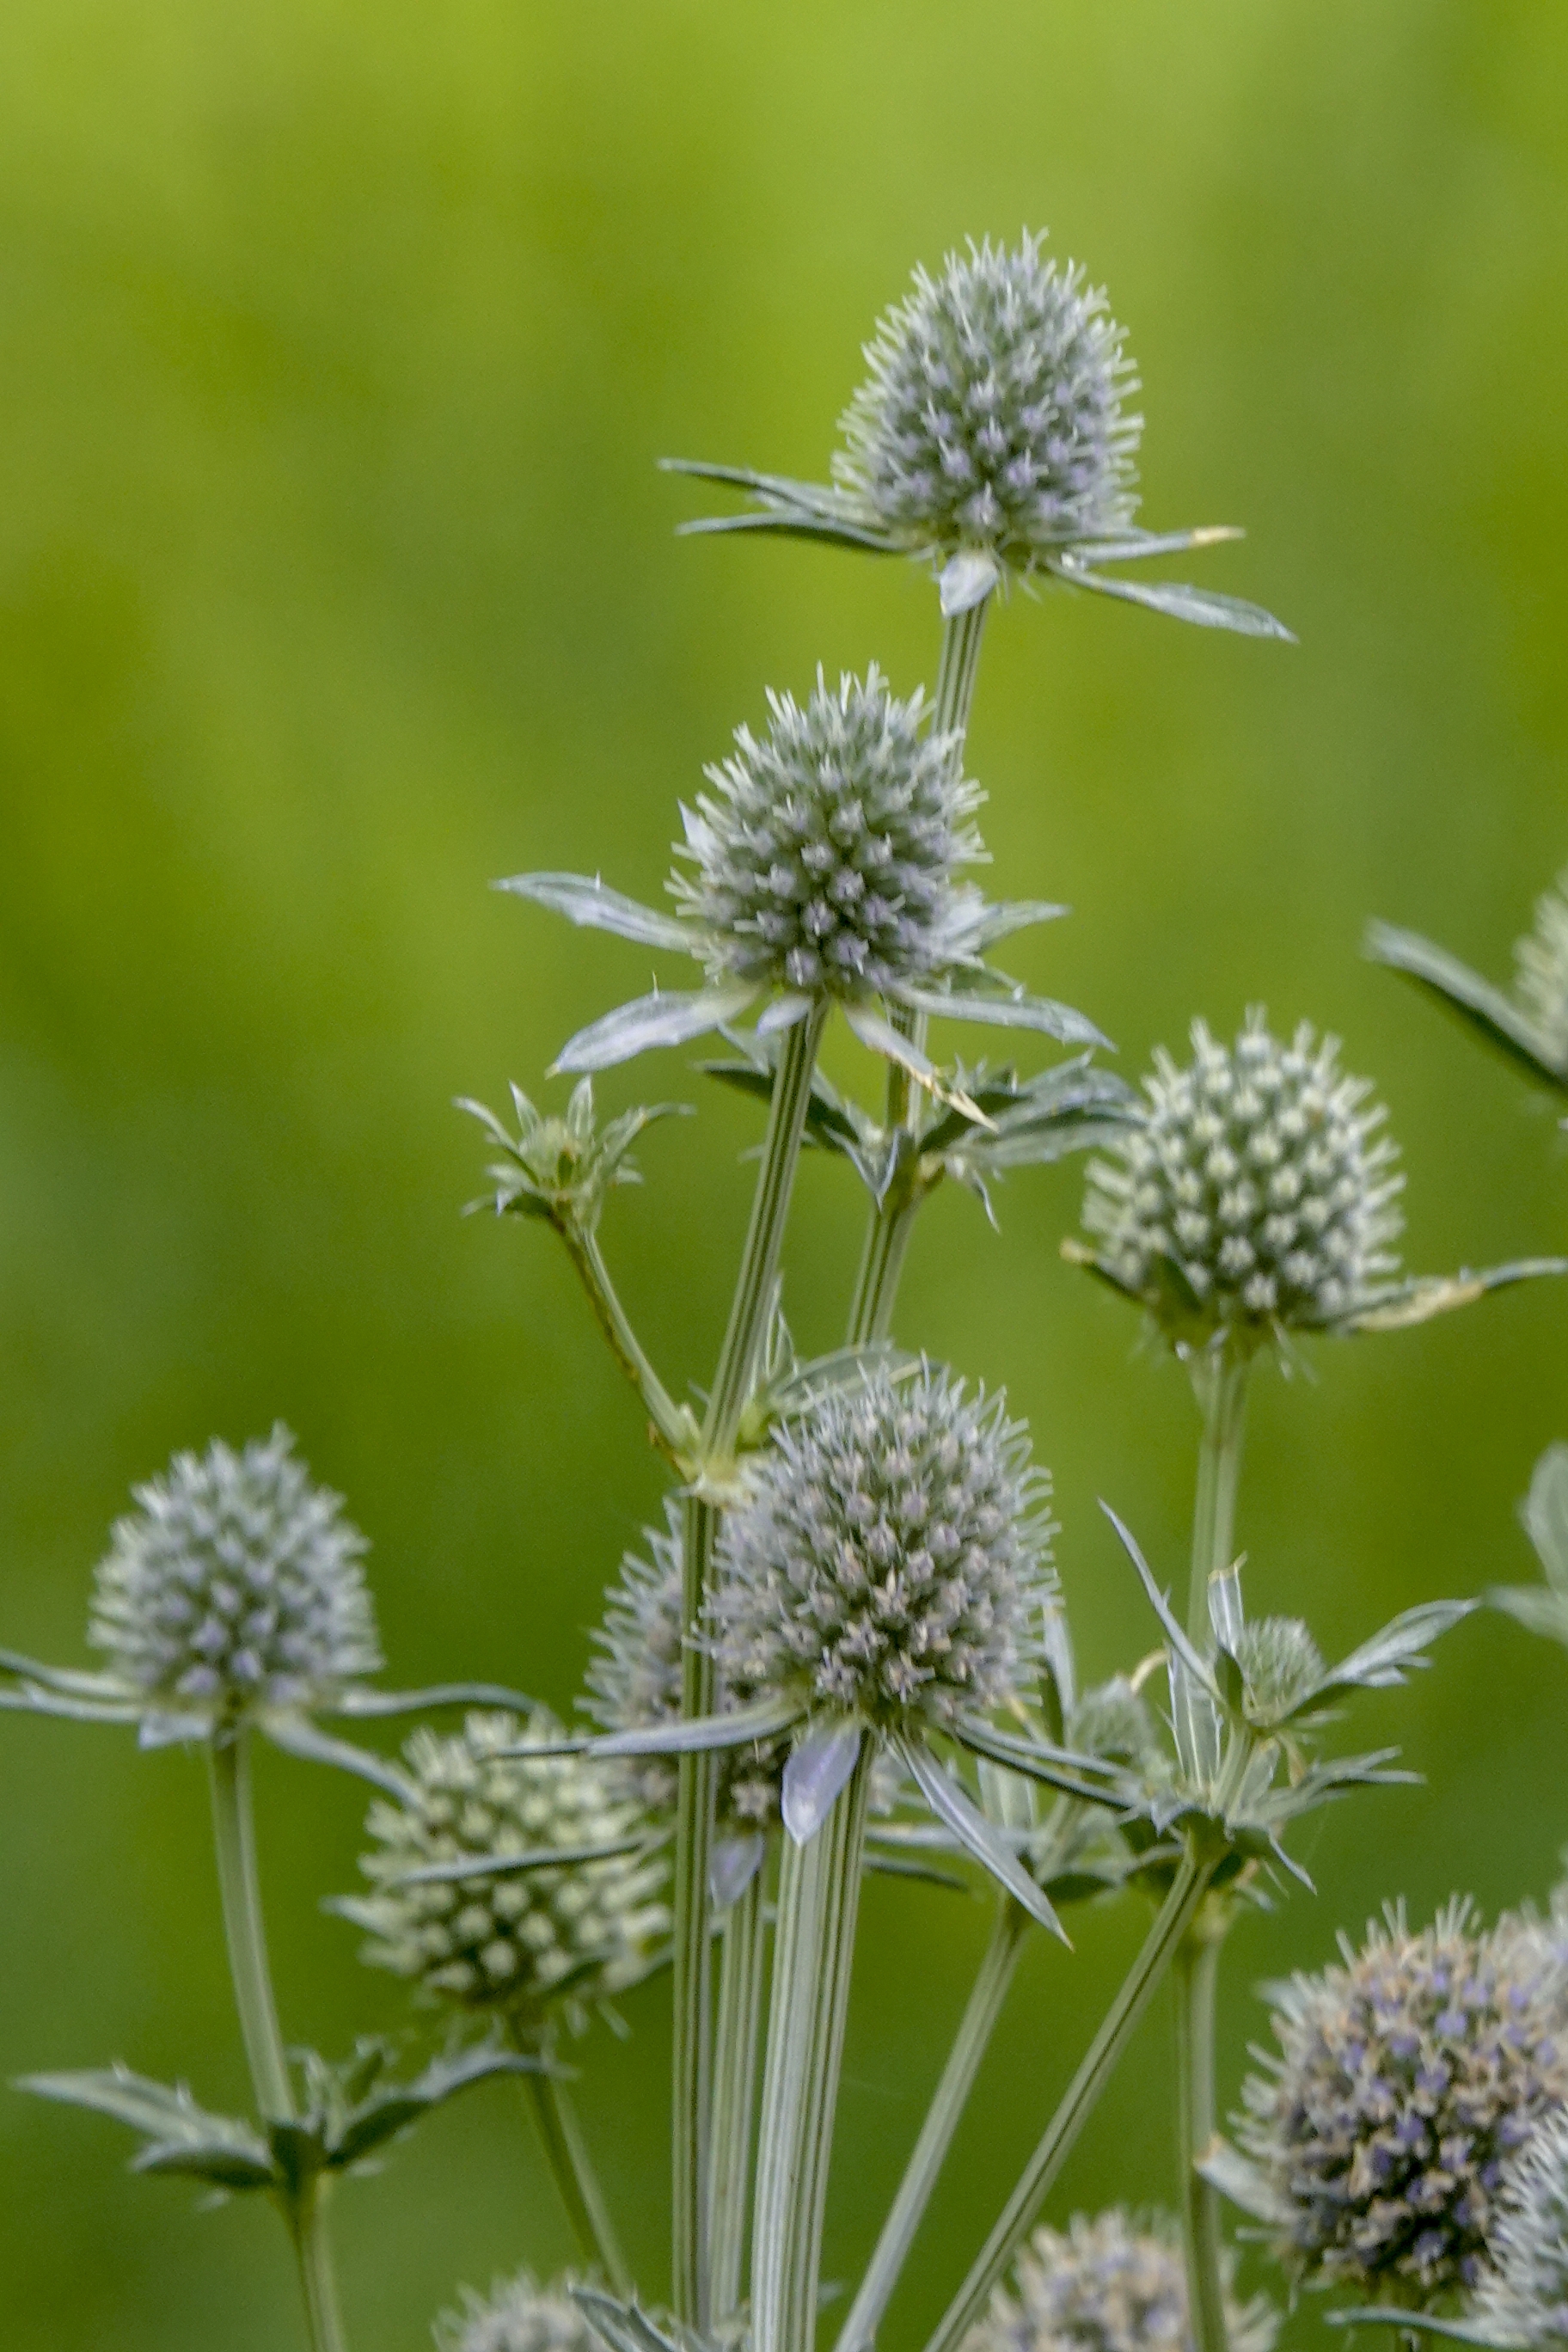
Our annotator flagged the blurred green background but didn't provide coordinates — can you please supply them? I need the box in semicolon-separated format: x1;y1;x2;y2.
3;3;1567;2345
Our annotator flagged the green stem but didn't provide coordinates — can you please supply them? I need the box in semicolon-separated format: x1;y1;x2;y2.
845;595;992;1351
564;1227;695;1468
921;1850;1214;2352
1186;1340;1253;1645
1175;1928;1229;2352
209;1733;351;2352
752;1747;874;2352
709;1870;770;2324
523;2055;632;2294
836;1898;1030;2352
674;1004;828;2329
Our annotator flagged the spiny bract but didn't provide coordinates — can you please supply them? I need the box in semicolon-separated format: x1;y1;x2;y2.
585;1502;785;1832
342;1711;667;2023
961;2208;1277;2352
1238;1899;1568;2301
709;1363;1054;1736
1515;867;1568;1069
672;666;979;1001
1083;1014;1403;1334
433;2271;598;2352
1473;2109;1568;2349
88;1424;378;1721
834;231;1141;568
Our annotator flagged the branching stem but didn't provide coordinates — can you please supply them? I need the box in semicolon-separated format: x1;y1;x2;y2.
519;2045;632;2294
561;1225;695;1468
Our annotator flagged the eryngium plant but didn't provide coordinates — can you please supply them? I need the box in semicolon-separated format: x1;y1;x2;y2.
1237;1900;1568;2303
434;2272;598;2352
1473;2110;1568;2349
342;1709;668;2024
962;2210;1277;2352
89;1424;379;1724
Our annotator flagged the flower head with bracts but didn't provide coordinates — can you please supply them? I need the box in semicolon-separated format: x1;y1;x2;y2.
499;665;1104;1116
664;230;1294;639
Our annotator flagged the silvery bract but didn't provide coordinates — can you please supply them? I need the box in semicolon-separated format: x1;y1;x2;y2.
89;1425;379;1724
1238;1900;1568;2300
961;2209;1277;2352
340;1710;668;2024
1473;2110;1568;2349
433;2272;598;2352
1368;862;1568;1099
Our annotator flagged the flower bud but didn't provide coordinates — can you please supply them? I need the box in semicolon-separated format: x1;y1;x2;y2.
343;1711;667;2023
88;1424;378;1723
711;1364;1054;1736
961;2209;1276;2352
834;232;1140;572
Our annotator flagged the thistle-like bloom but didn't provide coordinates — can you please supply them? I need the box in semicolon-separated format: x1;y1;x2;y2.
434;2272;598;2352
665;231;1292;636
341;1711;668;2024
500;666;1103;1090
1079;1015;1403;1339
835;233;1140;574
962;2210;1277;2352
1368;865;1568;1098
712;1363;1053;1736
89;1425;379;1722
1238;1900;1568;2301
1473;2110;1568;2349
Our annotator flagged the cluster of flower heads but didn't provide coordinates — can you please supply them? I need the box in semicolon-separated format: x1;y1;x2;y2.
963;2209;1276;2352
1473;2109;1568;2349
585;1502;785;1833
433;2271;597;2352
709;1364;1054;1736
1083;1014;1404;1336
834;231;1141;567
1514;869;1568;1071
1239;1899;1568;2301
341;1710;667;2024
671;666;979;1001
87;1424;379;1722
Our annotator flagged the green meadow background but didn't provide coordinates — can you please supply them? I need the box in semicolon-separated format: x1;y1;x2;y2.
3;4;1566;2345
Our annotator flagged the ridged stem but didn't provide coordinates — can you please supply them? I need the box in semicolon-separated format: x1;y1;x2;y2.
1175;1927;1229;2352
752;1748;875;2352
1186;1341;1252;1645
921;1849;1213;2352
709;1869;770;2324
836;1897;1030;2352
208;1731;349;2352
674;1004;828;2328
521;2050;632;2294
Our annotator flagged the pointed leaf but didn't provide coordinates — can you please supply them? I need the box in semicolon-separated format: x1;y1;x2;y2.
952;1712;1128;1809
494;873;694;954
939;550;1001;616
891;978;1109;1050
261;1712;413;1798
841;1001;989;1124
782;1720;864;1843
0;1650;132;1700
1076;524;1245;562
944;899;1070;952
132;2137;279;2190
1340;1259;1568;1332
21;2067;274;2187
898;1739;1069;1941
1365;920;1568;1090
395;1832;656;1887
1099;1504;1219;1697
1522;1442;1568;1594
1196;2136;1291;2223
554;985;759;1075
1048;558;1295;641
585;1691;804;1760
332;1681;541;1718
330;2044;542;2169
1305;1599;1477;1707
864;1849;969;1893
0;1685;145;1724
676;508;897;553
572;2288;693;2352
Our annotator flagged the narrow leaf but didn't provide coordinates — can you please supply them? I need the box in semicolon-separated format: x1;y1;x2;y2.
133;2139;280;2190
494;872;694;954
395;1833;654;1887
1308;1599;1477;1703
1099;1504;1219;1696
585;1691;803;1760
331;2045;541;2169
952;1713;1127;1809
573;2287;693;2352
781;1720;863;1843
260;1712;412;1799
1366;920;1567;1090
554;984;758;1075
899;1740;1069;1942
333;1681;540;1718
841;1001;989;1125
1342;1259;1568;1332
1049;558;1296;641
891;979;1109;1050
0;1651;132;1700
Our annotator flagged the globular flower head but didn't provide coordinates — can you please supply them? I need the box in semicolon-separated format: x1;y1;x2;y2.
672;666;980;1001
1473;2110;1568;2349
433;2272;598;2352
1239;1899;1568;2303
1083;1014;1403;1339
1514;868;1568;1071
834;231;1141;570
962;2208;1277;2352
710;1364;1055;1737
88;1424;378;1724
342;1711;668;2024
585;1504;785;1833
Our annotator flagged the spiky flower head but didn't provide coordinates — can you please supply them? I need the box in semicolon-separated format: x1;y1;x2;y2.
834;232;1140;571
433;2272;597;2352
88;1424;378;1724
1082;1014;1403;1339
962;2209;1277;2352
710;1364;1054;1737
1239;1899;1568;2302
1473;2110;1568;2349
672;666;980;1001
1515;869;1568;1072
342;1711;667;2024
585;1503;784;1832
